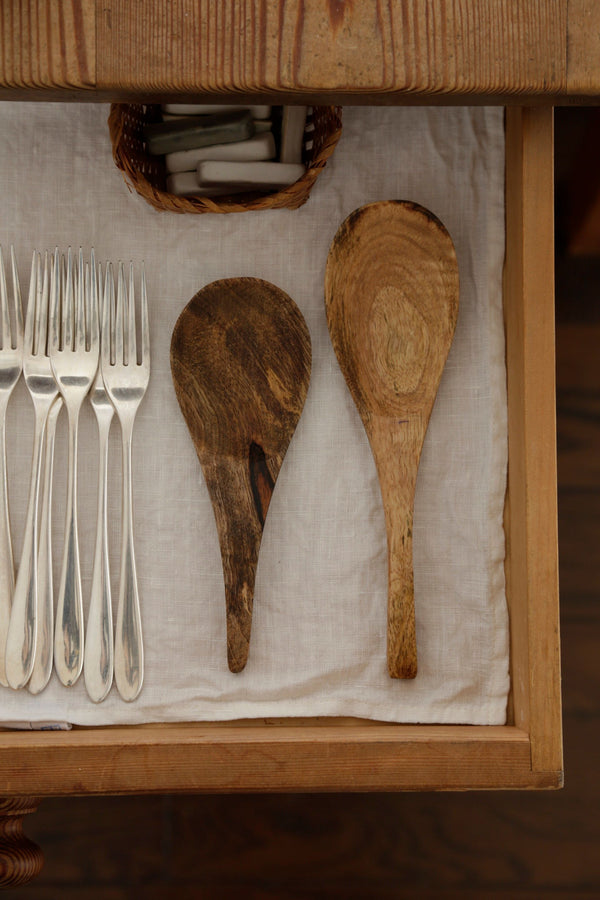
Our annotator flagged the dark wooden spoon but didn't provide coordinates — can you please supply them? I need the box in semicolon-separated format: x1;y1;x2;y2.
170;277;311;673
325;201;459;678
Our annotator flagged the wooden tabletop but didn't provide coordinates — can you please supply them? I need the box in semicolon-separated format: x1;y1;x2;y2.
1;0;599;103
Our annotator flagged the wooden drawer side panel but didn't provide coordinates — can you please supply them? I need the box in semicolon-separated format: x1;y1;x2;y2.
504;107;562;778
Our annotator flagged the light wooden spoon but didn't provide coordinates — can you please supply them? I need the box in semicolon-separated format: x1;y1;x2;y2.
170;277;311;673
325;200;459;678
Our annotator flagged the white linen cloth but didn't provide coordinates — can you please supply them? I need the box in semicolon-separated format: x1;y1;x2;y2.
0;103;508;725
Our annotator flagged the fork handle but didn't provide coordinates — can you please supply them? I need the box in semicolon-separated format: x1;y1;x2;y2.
28;397;62;695
84;411;114;702
54;407;84;686
5;413;46;690
0;408;15;687
114;424;144;701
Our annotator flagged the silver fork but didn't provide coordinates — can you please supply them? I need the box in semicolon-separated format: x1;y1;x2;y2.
0;246;23;687
102;261;149;701
51;247;99;686
5;252;58;689
84;261;115;703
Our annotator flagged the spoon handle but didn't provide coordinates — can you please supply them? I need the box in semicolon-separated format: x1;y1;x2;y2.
386;505;417;679
369;415;423;679
204;450;275;674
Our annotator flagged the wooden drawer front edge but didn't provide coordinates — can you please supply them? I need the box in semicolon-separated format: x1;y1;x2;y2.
0;725;557;793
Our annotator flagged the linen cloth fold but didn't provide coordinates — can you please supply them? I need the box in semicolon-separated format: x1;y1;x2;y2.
0;103;508;725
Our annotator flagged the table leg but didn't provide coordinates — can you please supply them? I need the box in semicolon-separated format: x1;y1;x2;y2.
0;797;43;887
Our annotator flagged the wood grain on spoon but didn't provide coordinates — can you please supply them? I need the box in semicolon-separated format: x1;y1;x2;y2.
170;278;311;673
325;201;459;679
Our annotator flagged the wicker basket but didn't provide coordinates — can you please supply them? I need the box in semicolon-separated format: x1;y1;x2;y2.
108;104;342;214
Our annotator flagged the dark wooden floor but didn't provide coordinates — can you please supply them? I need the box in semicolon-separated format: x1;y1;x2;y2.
9;109;600;899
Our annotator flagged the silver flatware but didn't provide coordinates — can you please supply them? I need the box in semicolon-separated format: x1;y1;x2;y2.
84;262;115;703
102;261;149;702
5;252;56;690
51;248;99;686
0;246;23;687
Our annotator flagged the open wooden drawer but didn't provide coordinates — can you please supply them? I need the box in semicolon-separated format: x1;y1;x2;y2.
0;108;561;815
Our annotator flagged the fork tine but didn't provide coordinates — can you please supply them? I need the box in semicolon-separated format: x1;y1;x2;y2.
116;262;125;364
63;248;74;352
24;251;37;356
96;259;103;337
76;248;86;352
61;249;67;297
87;251;94;324
10;247;24;350
89;249;99;355
33;252;45;356
36;253;44;354
85;261;90;348
101;262;114;368
50;248;61;353
0;247;10;351
127;262;136;366
37;254;44;356
140;263;149;367
39;252;50;356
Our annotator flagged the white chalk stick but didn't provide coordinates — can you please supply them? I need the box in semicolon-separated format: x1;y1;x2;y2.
280;106;307;164
197;160;306;190
166;172;240;197
163;104;271;119
165;132;276;173
253;119;273;133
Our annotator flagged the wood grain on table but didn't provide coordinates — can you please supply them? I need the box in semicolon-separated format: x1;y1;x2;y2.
1;1;600;101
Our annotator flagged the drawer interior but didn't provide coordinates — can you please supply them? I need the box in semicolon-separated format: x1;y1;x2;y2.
0;106;561;792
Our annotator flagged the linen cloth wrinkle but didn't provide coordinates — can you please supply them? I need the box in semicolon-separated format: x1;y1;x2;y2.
0;103;508;725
